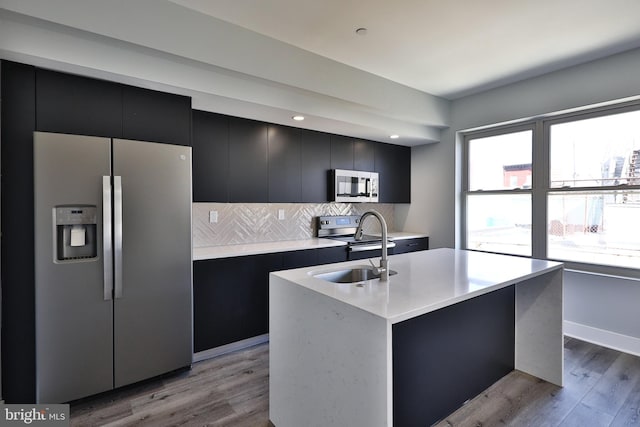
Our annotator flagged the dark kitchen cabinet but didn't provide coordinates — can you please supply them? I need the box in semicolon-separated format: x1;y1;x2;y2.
193;253;282;352
36;68;122;138
122;85;191;146
354;139;376;171
193;246;347;353
300;129;331;202
192;110;229;202
330;134;354;170
391;237;429;255
268;124;302;202
2;61;194;403
317;246;348;264
282;249;318;269
190;111;412;203
375;142;411;203
1;60;37;403
282;246;348;269
229;117;269;202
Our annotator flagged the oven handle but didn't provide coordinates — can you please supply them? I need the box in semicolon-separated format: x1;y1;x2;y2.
349;241;396;252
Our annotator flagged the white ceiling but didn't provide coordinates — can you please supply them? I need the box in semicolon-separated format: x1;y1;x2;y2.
169;0;640;99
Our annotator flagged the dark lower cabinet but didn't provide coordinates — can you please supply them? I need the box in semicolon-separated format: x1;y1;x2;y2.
194;246;348;353
390;237;429;254
392;285;515;427
193;253;282;352
316;246;348;264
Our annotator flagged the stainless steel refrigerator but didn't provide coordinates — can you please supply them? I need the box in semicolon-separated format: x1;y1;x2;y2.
34;131;193;403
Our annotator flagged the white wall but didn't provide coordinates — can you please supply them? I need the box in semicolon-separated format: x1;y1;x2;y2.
0;4;449;145
406;47;640;354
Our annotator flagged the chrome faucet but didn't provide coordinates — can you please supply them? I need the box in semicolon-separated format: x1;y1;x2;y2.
354;210;390;281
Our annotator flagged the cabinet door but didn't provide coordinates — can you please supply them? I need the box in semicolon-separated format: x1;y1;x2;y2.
36;68;122;138
282;249;318;269
2;60;37;403
330;135;354;170
375;143;411;203
317;246;348;264
354;139;376;171
268;124;301;202
300;129;331;202
391;237;429;255
122;85;191;146
229;117;269;202
192;110;229;202
193;253;282;352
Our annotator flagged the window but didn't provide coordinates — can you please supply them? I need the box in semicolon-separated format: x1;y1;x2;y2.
462;102;640;275
464;128;533;256
546;109;640;269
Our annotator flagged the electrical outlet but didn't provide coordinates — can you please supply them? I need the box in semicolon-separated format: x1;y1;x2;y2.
278;209;285;220
209;210;218;223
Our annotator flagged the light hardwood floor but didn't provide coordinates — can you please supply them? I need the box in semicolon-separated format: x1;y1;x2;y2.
70;337;640;426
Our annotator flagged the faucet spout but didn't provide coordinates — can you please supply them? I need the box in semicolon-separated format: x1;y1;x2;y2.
354;210;390;281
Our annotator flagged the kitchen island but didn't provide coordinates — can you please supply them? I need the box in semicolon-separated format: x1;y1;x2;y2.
269;248;563;427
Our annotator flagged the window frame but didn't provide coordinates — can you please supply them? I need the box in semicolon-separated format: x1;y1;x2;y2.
461;122;536;257
461;100;640;279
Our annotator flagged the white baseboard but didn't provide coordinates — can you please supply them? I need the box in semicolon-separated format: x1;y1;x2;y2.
564;320;640;357
192;334;269;363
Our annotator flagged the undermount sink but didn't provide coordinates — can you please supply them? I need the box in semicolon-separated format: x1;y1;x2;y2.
312;266;398;284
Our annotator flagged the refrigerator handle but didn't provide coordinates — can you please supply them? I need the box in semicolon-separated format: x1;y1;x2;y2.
114;176;124;299
102;176;113;300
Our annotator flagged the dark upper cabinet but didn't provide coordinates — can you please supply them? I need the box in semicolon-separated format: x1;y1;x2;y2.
192;110;229;202
375;142;411;203
330;135;354;170
354;139;376;171
229;117;269;202
36;68;122;138
122;85;191;146
190;110;411;204
268;124;301;202
300;129;331;203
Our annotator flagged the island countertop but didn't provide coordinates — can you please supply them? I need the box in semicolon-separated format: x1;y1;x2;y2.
271;247;563;324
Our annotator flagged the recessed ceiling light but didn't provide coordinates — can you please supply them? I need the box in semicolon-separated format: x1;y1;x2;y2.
390;134;400;139
292;115;305;121
355;28;368;36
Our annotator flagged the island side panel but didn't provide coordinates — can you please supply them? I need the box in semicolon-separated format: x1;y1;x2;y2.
515;267;564;386
269;274;391;427
392;285;515;427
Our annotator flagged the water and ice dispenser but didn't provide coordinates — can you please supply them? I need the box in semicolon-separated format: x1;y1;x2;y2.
54;206;98;261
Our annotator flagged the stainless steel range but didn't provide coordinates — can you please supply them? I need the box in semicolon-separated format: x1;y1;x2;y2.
317;215;395;260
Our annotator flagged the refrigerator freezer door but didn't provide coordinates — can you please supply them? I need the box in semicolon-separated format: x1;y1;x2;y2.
112;139;193;388
34;132;113;403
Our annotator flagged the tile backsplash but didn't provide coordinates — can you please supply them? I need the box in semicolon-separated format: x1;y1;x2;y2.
193;203;395;247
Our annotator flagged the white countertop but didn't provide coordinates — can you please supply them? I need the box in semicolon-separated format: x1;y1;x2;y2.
193;238;347;260
193;232;428;260
272;248;563;323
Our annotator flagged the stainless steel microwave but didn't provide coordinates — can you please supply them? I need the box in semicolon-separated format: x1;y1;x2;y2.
330;169;379;203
